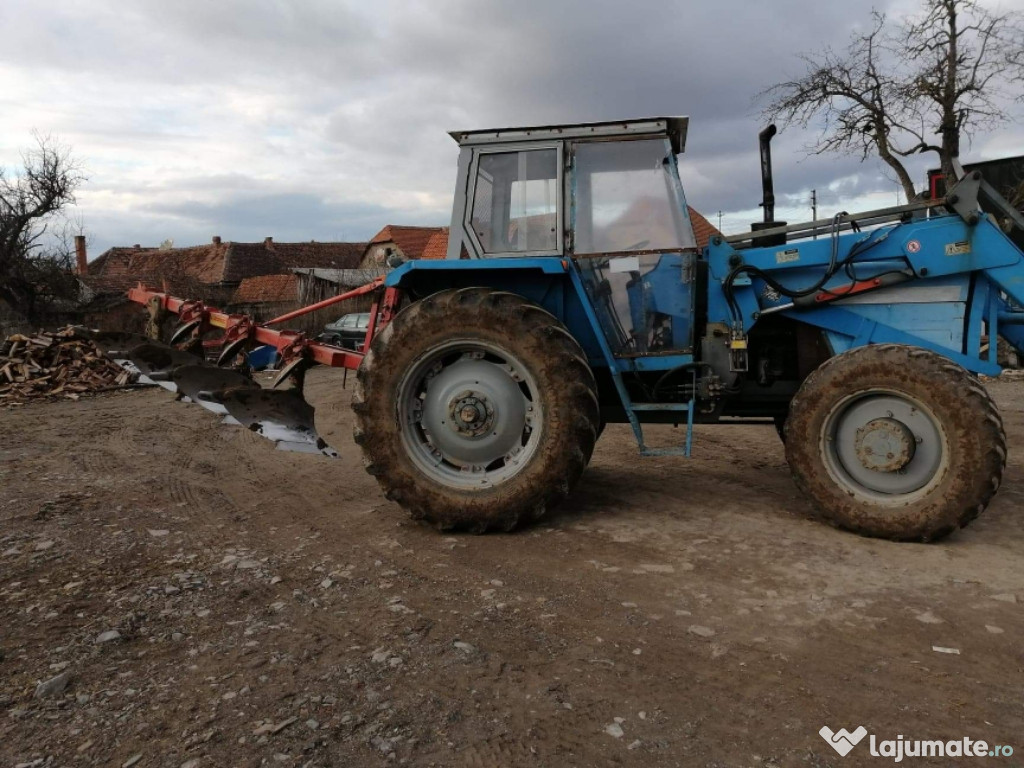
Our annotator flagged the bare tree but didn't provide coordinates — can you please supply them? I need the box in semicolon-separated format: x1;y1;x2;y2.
0;134;85;322
762;0;1024;201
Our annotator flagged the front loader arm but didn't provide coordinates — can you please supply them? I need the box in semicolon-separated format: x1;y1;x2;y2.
704;174;1024;376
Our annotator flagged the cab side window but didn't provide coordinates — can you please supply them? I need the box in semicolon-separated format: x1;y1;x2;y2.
470;149;558;254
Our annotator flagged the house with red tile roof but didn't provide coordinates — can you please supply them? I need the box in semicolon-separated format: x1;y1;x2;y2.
77;236;367;327
360;226;450;268
81;237;367;298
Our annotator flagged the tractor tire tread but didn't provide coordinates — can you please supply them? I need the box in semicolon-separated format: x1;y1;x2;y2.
785;344;1006;542
353;287;599;532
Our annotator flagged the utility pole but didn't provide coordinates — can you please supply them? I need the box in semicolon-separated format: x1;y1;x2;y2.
717;211;723;232
811;189;817;239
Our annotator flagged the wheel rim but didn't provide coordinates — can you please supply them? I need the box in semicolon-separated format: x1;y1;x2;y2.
398;340;542;489
821;389;948;502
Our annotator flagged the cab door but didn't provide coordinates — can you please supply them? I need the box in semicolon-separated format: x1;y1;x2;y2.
569;137;699;357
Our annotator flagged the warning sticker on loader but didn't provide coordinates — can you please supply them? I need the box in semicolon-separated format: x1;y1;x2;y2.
945;240;971;256
775;248;800;264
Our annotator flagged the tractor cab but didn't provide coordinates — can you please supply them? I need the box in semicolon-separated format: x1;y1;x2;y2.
446;118;699;358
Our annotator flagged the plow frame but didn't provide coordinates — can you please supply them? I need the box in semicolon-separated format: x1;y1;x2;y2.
128;278;402;371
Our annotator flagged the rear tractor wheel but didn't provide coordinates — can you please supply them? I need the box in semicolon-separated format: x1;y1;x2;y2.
785;344;1006;541
353;288;600;531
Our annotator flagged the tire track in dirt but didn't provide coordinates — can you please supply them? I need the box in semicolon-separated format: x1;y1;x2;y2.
3;371;1024;766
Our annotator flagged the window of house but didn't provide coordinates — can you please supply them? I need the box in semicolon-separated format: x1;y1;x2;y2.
573;139;695;254
470;149;559;254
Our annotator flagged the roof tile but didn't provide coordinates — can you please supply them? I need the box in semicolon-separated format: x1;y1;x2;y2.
230;274;299;304
688;207;720;249
420;228;449;260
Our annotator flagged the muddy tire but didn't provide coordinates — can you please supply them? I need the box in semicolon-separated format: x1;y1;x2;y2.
353;288;600;532
784;344;1006;541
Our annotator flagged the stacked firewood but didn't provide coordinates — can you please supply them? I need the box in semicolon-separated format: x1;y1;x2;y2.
0;328;135;403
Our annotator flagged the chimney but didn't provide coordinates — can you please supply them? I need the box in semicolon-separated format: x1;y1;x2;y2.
74;235;88;275
264;236;273;247
212;235;222;245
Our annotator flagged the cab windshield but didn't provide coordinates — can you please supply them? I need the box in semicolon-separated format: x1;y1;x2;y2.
573;139;695;254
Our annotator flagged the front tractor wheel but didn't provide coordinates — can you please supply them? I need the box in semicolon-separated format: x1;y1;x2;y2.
785;344;1006;541
353;288;600;532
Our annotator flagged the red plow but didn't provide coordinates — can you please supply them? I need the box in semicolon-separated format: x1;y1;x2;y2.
84;278;402;456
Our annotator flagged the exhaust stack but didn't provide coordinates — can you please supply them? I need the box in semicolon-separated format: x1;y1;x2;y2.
752;124;787;247
759;124;777;224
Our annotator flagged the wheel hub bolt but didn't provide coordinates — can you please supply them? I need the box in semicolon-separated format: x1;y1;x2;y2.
447;391;496;437
854;417;917;473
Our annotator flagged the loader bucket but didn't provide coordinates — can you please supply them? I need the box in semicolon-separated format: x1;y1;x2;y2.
211;387;338;457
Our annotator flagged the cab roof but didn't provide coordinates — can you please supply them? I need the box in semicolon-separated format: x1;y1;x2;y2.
448;117;688;154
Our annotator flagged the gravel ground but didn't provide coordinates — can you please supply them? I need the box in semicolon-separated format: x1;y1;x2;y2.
1;367;1022;767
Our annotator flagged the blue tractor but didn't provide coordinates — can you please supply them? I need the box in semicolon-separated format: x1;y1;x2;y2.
351;117;1024;541
100;116;1024;542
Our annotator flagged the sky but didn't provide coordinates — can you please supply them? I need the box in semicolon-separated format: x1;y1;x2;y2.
1;0;1022;258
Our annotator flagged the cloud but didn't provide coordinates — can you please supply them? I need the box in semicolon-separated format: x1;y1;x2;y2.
0;0;1020;255
148;190;439;241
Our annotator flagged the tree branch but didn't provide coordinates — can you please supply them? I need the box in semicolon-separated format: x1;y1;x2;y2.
0;134;85;322
762;0;1024;199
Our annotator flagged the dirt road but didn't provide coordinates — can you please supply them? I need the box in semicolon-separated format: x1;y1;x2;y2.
2;368;1022;767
